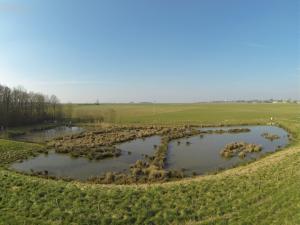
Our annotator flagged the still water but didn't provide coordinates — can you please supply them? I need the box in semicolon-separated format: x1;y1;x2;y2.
11;136;161;180
11;126;289;180
166;126;289;174
13;126;84;143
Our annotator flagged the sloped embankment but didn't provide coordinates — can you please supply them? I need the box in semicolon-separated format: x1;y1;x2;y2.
0;138;299;224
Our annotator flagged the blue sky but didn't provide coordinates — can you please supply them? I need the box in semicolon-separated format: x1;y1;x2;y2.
0;0;299;103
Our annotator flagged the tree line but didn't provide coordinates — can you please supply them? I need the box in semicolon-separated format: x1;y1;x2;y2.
0;84;63;128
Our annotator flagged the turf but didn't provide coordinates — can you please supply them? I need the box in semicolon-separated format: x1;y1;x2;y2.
0;103;299;225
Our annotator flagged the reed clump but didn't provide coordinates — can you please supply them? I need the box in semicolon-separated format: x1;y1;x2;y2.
47;125;167;160
220;142;262;158
201;128;251;134
88;126;201;184
47;125;200;161
261;132;280;141
227;128;251;133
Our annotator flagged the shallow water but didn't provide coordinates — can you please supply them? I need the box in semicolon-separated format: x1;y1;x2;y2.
13;126;84;143
11;126;289;180
166;126;289;174
11;136;161;180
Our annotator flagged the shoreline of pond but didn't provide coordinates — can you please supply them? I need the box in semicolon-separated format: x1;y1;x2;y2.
8;124;291;184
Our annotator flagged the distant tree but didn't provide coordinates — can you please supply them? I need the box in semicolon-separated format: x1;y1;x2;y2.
49;95;60;120
0;84;64;128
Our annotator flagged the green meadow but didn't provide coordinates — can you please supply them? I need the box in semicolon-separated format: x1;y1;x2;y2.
1;103;300;225
72;103;299;126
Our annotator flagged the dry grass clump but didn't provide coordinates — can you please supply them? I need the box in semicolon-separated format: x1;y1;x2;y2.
201;128;251;134
47;125;167;160
88;127;201;184
261;132;280;141
220;142;262;158
227;128;251;133
205;129;227;134
47;125;200;161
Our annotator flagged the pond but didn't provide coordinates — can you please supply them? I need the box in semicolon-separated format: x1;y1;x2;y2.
10;125;289;180
13;126;84;143
11;136;161;180
166;125;289;175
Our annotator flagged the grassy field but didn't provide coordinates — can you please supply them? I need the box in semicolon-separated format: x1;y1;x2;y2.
0;103;300;224
73;103;299;126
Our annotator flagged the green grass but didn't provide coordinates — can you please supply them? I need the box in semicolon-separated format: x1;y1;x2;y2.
0;139;44;165
0;103;300;224
72;103;299;124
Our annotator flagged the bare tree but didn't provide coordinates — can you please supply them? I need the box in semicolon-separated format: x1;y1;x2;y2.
0;84;64;128
49;95;60;121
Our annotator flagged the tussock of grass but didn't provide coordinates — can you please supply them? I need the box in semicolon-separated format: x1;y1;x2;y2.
47;125;167;160
220;142;262;158
89;127;201;184
261;132;280;141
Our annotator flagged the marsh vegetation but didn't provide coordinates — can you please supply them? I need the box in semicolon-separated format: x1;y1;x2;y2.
261;132;281;141
10;125;289;183
220;142;262;158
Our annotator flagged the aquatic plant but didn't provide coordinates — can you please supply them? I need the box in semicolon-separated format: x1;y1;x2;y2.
227;128;251;133
201;128;250;134
220;142;262;158
47;125;167;160
261;132;280;141
85;126;202;184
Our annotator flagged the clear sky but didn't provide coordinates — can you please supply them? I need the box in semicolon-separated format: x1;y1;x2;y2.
0;0;299;103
